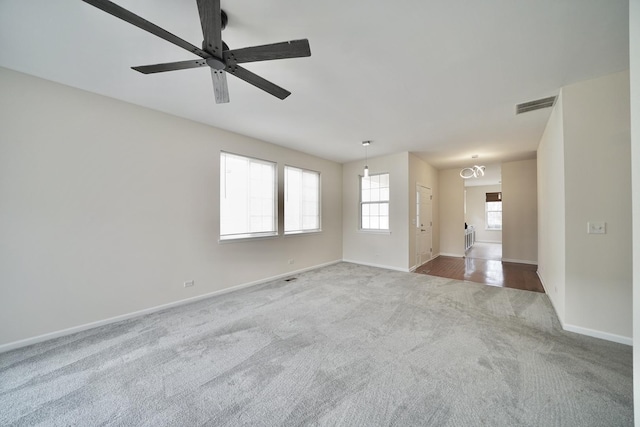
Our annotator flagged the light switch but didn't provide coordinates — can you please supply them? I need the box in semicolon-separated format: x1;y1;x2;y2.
587;221;606;234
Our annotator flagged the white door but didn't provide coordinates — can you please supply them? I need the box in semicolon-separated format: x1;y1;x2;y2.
416;185;433;266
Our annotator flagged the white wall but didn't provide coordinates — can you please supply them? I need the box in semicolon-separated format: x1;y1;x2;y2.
630;0;640;420
537;92;566;323
408;153;439;270
464;184;502;243
502;159;537;264
538;71;632;344
562;71;632;341
438;168;465;257
342;152;410;271
0;68;343;347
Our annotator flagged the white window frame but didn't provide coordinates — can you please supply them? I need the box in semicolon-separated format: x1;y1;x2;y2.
360;173;390;231
220;151;277;241
485;201;502;230
284;165;321;235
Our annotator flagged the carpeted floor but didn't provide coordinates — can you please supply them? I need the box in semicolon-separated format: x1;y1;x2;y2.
0;263;633;426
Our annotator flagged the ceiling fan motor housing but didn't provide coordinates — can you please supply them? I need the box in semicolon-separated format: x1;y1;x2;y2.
206;57;226;70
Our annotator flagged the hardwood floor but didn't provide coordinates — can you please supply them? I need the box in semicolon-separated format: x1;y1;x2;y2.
415;253;545;293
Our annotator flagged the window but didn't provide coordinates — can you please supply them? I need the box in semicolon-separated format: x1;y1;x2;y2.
486;192;502;230
220;152;276;240
360;173;389;230
285;166;320;234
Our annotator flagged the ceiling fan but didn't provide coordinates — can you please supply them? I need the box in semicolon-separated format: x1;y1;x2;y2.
81;0;311;103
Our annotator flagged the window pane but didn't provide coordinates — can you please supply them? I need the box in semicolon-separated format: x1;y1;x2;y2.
360;174;390;231
379;216;389;230
370;216;380;229
220;152;275;239
362;217;370;229
486;199;502;229
285;166;320;233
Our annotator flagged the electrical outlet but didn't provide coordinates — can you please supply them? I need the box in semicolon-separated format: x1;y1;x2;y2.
288;259;294;265
183;280;194;288
587;221;606;234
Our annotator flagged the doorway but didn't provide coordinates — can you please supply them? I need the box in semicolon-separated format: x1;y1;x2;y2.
416;184;433;267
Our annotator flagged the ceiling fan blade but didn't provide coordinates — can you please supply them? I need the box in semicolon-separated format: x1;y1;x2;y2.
132;59;208;74
82;0;210;58
196;0;223;57
210;69;230;104
226;66;291;100
224;39;311;64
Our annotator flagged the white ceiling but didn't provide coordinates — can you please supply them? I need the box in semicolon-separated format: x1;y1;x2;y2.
0;0;629;169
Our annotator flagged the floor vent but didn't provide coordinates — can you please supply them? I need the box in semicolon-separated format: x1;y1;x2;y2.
284;277;297;282
516;96;556;114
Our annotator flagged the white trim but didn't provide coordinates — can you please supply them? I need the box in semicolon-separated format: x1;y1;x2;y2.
0;260;342;354
537;271;564;328
342;259;410;273
563;324;632;346
537;271;631;346
501;258;537;265
439;252;464;258
537;271;554;299
410;255;436;272
475;239;502;244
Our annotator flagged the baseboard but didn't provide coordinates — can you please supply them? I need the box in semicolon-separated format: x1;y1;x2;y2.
342;259;410;273
536;272;631;346
439;252;464;258
536;270;552;297
537;271;564;327
501;258;537;265
563;324;632;346
0;259;342;354
475;240;502;244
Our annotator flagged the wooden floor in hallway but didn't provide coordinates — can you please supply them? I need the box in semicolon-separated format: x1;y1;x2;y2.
415;243;545;293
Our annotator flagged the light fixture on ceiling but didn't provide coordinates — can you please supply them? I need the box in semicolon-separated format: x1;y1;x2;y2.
460;165;486;179
362;140;371;177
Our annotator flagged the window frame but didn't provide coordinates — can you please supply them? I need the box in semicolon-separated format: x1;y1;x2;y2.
284;165;322;235
359;172;390;232
485;200;503;231
219;151;278;242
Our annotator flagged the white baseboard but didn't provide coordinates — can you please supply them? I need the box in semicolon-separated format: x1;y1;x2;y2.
501;258;537;265
342;259;410;273
563;323;632;346
536;270;553;297
0;260;342;354
439;252;464;258
475;240;502;244
536;272;631;346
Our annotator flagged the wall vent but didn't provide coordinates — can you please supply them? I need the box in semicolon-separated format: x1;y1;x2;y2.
516;96;556;114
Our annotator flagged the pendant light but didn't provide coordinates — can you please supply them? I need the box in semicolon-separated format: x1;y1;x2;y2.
362;140;371;177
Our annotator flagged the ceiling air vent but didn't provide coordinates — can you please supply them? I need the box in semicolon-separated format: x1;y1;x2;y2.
516;96;556;114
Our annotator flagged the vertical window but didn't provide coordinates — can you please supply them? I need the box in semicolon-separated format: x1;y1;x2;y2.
285;166;321;233
220;152;277;240
361;173;390;230
485;192;502;230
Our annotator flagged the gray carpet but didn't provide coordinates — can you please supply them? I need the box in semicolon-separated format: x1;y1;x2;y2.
0;263;633;426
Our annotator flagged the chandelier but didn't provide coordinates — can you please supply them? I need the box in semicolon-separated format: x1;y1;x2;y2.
460;165;485;179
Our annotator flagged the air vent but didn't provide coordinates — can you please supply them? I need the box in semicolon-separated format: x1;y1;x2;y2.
516;96;556;114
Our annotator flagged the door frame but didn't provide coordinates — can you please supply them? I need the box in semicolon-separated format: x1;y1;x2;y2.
415;183;433;268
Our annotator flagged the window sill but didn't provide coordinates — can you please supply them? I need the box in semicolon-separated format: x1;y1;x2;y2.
284;230;322;237
485;228;502;231
358;229;391;235
219;232;278;243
